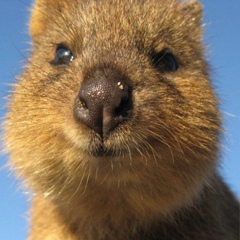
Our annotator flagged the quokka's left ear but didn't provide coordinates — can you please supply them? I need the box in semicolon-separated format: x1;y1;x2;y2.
181;0;202;25
179;0;203;40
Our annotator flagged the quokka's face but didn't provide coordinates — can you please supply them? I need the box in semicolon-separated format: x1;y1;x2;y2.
4;0;221;213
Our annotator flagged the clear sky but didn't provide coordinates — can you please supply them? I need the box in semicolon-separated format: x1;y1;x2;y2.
0;1;239;239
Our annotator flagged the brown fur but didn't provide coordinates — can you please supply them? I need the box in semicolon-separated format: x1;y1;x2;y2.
4;0;239;239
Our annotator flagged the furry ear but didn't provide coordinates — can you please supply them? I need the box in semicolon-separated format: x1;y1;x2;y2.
180;0;203;41
30;0;47;41
30;0;62;43
181;0;203;27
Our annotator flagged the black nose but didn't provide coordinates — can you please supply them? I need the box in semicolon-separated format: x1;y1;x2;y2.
74;67;132;139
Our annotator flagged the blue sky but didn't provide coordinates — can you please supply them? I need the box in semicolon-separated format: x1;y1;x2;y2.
0;1;239;239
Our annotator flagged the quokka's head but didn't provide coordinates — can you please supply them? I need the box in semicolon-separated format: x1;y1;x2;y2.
4;0;221;216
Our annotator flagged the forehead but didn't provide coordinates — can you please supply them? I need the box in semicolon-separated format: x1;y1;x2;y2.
51;0;182;47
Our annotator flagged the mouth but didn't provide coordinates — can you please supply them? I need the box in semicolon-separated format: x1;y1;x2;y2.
87;133;127;158
89;147;126;158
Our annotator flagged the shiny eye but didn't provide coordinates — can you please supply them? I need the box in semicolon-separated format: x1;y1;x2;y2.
52;46;74;66
151;49;178;72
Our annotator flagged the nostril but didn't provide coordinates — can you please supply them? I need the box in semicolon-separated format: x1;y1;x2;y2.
115;92;132;118
77;86;89;109
79;97;88;109
74;89;93;128
75;97;86;110
74;98;89;121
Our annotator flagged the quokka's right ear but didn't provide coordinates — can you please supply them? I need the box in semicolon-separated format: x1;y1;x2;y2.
30;0;48;41
30;0;66;44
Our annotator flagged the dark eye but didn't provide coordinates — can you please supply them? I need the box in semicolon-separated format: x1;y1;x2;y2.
52;45;74;66
151;49;178;72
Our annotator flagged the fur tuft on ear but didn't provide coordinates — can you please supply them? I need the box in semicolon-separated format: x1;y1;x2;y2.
179;0;203;41
30;0;64;43
30;0;47;41
180;0;203;26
